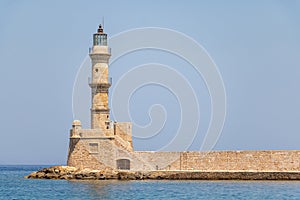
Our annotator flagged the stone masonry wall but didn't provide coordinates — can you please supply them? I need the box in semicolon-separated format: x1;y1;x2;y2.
131;152;180;170
67;138;110;170
68;135;300;171
134;150;300;171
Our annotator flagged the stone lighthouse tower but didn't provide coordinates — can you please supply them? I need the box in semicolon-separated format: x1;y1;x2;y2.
89;25;112;133
68;24;133;170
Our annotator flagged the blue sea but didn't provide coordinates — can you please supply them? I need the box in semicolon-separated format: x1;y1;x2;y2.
1;165;300;199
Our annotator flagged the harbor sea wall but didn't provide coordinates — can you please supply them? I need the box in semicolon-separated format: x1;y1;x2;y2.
26;166;300;180
133;150;300;171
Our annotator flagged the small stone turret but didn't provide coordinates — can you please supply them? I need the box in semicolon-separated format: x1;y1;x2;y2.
70;120;82;138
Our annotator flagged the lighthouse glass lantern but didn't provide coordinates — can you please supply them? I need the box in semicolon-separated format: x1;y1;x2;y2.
93;25;107;46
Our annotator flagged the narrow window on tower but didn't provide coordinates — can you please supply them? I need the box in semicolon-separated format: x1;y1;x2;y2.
97;35;100;45
93;35;97;46
105;121;110;129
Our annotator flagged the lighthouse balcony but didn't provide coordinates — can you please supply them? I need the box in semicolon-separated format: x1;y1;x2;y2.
89;46;111;55
88;77;112;88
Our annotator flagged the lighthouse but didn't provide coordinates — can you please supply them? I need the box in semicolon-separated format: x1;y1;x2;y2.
89;25;112;133
68;25;133;170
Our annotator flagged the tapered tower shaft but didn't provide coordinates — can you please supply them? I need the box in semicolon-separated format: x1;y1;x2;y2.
89;25;112;132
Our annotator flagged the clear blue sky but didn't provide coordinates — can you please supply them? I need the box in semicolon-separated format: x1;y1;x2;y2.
0;0;300;164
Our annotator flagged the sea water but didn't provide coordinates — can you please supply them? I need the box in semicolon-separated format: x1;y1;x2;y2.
1;165;300;199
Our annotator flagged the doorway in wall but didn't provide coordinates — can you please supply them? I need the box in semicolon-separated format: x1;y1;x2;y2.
116;159;130;170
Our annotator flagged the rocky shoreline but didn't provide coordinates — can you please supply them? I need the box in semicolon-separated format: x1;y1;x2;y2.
24;166;300;180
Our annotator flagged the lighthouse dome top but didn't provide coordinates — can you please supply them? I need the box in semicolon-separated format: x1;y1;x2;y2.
97;24;104;33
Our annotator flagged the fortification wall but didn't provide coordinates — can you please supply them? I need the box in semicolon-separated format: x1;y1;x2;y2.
68;136;300;171
68;122;300;171
133;150;300;171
